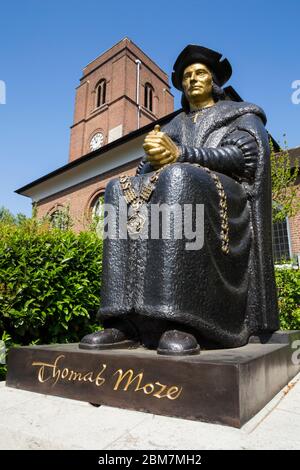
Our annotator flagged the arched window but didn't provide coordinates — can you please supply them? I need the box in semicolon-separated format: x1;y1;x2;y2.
49;208;70;230
90;193;105;237
144;83;154;112
91;194;104;221
96;79;106;108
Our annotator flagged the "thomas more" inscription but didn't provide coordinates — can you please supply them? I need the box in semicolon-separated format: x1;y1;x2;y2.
32;355;182;400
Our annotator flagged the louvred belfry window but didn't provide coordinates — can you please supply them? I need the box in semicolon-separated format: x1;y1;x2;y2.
144;83;154;112
96;79;106;108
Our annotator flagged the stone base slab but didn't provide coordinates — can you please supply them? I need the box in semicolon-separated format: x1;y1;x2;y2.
6;331;300;428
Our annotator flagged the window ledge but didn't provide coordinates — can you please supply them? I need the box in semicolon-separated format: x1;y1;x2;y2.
91;104;108;116
140;106;157;120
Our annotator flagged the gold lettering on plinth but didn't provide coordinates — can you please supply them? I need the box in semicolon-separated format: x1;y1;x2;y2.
113;369;182;399
32;355;182;401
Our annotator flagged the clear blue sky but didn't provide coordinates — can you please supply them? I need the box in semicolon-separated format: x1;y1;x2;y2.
0;0;299;216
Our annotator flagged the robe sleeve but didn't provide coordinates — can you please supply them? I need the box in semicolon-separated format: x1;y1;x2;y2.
177;130;259;181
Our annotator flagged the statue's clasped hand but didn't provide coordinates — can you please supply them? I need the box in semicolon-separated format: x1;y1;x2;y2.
143;125;180;169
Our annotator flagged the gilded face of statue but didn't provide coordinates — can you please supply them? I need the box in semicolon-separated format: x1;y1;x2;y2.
182;63;213;104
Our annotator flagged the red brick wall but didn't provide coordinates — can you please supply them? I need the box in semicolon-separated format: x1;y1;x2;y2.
36;160;139;232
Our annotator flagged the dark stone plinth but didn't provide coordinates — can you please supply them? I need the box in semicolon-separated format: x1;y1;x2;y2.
6;331;300;428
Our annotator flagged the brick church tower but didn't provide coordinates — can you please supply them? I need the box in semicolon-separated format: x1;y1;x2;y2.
69;38;174;162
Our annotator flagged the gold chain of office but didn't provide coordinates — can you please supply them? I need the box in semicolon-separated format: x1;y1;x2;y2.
191;164;229;255
119;165;167;235
119;163;229;254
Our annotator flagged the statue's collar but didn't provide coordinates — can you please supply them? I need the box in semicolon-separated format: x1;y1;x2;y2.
182;100;266;146
186;100;266;124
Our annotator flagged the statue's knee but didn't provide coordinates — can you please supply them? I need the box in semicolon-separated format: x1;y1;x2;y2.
160;163;189;182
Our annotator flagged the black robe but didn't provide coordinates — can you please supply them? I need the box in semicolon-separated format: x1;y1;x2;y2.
98;100;279;348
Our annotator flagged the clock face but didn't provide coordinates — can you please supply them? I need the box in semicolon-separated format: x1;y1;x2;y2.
90;132;104;151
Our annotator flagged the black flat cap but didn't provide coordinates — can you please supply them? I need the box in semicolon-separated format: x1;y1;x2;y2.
172;44;232;90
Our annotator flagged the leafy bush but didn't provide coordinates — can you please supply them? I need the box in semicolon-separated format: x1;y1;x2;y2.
0;218;102;379
276;268;300;330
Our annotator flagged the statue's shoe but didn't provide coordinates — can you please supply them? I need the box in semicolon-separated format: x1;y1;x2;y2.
157;330;200;356
79;328;139;350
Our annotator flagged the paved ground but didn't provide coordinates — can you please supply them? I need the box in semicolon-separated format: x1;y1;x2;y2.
0;373;300;450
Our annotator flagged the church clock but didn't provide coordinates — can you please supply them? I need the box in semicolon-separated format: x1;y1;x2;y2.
90;132;104;151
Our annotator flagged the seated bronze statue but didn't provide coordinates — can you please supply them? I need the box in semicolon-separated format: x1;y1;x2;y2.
79;45;279;355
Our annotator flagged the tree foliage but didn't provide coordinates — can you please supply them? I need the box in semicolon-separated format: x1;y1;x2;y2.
270;138;300;223
0;206;28;225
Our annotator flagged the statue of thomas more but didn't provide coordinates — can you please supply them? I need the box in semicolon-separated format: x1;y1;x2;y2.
79;45;279;355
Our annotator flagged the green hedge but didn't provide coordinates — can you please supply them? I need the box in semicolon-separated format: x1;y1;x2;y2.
0;217;299;380
0;219;102;379
275;268;300;330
